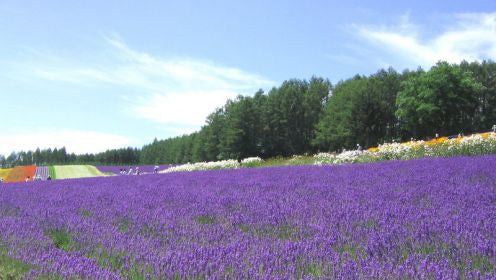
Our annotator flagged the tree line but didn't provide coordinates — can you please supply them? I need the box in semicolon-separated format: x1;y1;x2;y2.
2;60;495;168
0;147;140;168
140;60;496;164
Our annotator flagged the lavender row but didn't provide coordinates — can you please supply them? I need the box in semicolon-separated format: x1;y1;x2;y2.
34;166;49;180
96;165;171;175
1;155;495;278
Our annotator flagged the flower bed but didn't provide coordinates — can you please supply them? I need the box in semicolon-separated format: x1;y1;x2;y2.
315;132;496;165
0;168;12;181
5;165;36;183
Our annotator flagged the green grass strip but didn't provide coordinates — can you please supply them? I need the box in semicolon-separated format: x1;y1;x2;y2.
52;165;107;180
49;166;56;180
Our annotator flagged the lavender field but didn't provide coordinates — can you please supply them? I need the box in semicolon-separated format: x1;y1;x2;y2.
1;155;495;279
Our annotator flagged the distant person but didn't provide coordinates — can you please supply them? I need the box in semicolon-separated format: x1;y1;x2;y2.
25;176;30;182
47;175;52;181
128;167;133;175
135;167;140;175
154;165;159;174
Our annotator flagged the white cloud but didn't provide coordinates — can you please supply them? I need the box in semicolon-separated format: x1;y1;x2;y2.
131;90;237;126
0;130;132;156
355;12;496;68
29;36;275;126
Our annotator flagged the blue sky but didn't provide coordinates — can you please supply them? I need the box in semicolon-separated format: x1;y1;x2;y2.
1;0;495;155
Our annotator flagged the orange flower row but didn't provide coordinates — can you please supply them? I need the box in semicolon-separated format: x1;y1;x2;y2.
5;165;36;183
367;132;495;153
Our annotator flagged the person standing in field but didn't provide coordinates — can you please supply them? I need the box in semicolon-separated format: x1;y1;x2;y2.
154;165;159;174
25;176;30;182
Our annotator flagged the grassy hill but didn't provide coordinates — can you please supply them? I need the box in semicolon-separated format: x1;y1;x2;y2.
52;165;107;180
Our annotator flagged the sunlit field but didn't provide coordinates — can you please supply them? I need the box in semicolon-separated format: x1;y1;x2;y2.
1;155;495;279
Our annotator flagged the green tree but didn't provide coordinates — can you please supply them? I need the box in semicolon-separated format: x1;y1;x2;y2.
459;60;496;131
314;69;400;151
396;61;482;139
314;75;363;151
203;108;226;161
219;96;258;160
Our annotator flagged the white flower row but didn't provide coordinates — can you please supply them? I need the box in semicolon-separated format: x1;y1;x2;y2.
241;157;263;164
161;157;263;173
160;132;496;172
314;150;369;165
315;132;496;166
161;159;240;173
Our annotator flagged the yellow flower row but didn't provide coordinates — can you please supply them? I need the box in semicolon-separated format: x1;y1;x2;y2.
0;168;12;180
368;132;496;152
